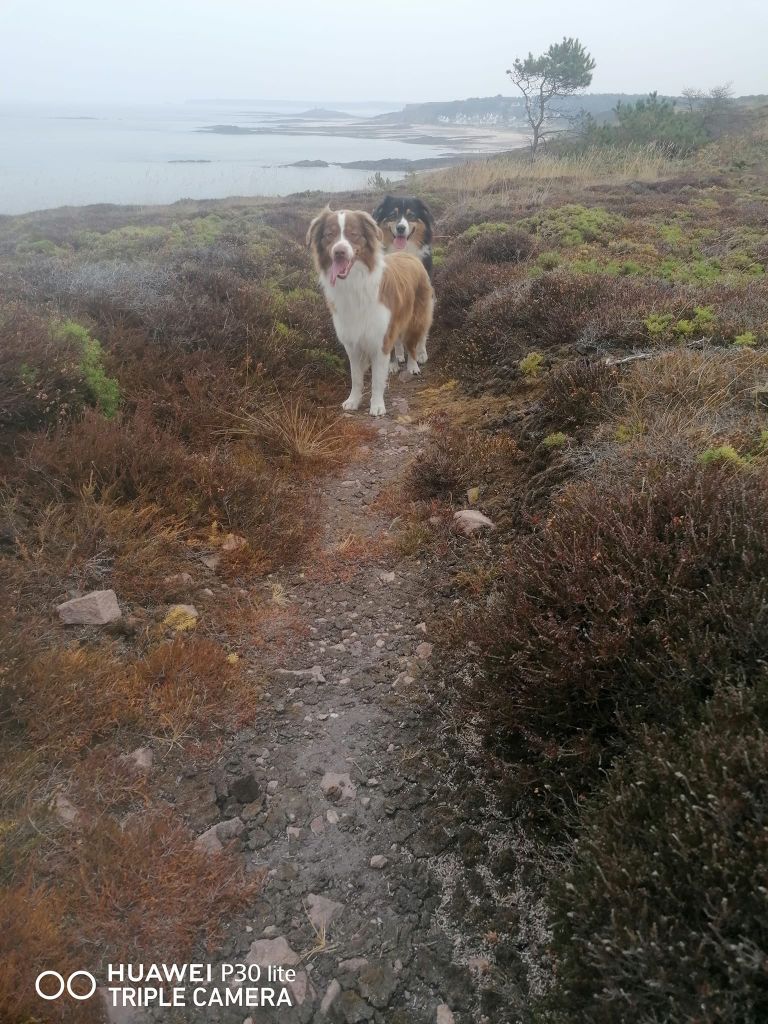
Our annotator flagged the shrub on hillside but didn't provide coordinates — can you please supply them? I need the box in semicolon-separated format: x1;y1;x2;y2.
467;225;536;264
407;420;521;502
433;258;518;329
457;465;768;804
530;358;622;433
0;306;116;434
22;407;315;564
545;685;768;1024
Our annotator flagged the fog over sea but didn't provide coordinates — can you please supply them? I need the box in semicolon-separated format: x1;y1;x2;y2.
0;99;514;215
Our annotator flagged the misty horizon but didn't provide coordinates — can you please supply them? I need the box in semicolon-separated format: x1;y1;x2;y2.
2;0;766;107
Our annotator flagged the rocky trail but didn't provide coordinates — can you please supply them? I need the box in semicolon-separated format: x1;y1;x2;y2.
147;379;540;1024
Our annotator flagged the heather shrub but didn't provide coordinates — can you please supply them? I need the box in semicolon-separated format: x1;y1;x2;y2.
546;684;768;1024
433;258;519;329
447;279;532;386
458;466;768;804
0;305;113;434
407;420;521;502
530;359;622;433
22;407;315;563
465;226;535;264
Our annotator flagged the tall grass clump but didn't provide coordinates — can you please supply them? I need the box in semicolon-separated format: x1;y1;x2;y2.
425;143;677;202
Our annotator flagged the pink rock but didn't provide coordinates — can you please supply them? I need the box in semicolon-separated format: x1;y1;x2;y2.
56;589;121;625
310;815;327;835
306;893;343;933
119;747;153;771
194;816;243;854
221;533;247;552
53;792;79;825
453;509;496;535
247;937;311;1004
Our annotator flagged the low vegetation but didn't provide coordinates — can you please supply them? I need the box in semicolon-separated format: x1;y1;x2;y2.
2;87;767;1022
0;196;364;1017
410;102;768;1019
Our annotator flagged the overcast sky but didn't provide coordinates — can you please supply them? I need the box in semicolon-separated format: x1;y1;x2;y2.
2;0;766;106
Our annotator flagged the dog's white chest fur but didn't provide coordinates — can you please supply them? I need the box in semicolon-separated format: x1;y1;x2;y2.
321;259;391;358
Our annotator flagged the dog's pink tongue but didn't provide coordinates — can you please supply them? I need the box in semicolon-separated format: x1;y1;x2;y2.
330;254;350;285
393;236;407;250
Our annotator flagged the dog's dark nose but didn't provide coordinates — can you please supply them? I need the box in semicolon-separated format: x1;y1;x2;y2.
396;224;407;235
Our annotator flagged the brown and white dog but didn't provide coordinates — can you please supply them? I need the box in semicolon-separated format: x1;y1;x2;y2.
307;207;433;417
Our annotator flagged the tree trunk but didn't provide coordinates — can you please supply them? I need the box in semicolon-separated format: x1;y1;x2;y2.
530;124;540;161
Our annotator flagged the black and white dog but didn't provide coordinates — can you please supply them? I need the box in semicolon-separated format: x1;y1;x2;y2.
372;195;435;278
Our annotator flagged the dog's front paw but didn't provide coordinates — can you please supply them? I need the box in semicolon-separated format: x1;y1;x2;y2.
406;359;421;375
342;396;361;411
416;348;428;364
369;401;387;417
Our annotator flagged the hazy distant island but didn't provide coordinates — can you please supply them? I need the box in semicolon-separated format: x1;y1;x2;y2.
296;107;352;119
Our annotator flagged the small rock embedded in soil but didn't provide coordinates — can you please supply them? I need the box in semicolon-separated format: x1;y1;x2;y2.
163;571;193;588
337;990;373;1023
56;589;121;625
370;855;389;869
306;892;344;933
53;792;79;825
119;746;153;772
415;642;434;660
321;772;357;802
436;1005;456;1024
338;958;368;974
320;978;341;1014
221;533;247;552
358;963;398;1008
194;816;244;854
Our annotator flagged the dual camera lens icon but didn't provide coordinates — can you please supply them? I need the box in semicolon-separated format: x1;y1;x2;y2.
35;970;97;1001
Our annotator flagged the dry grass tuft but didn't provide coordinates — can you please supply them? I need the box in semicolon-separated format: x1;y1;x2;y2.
425;144;677;202
226;391;367;468
51;810;263;964
0;880;103;1023
133;635;260;743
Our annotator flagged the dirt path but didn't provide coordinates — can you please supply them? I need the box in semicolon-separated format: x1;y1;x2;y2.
147;379;536;1024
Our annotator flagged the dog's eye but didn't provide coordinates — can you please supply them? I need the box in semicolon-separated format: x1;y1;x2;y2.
346;230;360;241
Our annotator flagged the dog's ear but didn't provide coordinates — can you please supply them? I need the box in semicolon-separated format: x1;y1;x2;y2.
306;205;332;247
412;198;435;227
359;210;383;244
372;196;392;224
